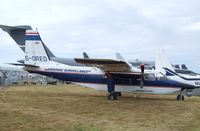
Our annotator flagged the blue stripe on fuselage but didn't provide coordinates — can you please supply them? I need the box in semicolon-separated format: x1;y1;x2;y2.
28;70;184;88
29;70;106;84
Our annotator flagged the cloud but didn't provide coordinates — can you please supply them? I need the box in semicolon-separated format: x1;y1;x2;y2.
0;0;200;72
184;22;200;31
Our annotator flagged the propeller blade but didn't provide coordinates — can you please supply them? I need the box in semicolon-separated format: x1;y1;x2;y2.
140;64;145;91
140;64;145;74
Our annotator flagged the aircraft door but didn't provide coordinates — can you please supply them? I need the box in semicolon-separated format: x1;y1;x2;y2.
144;74;156;81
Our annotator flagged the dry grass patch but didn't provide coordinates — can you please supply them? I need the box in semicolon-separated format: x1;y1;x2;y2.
0;84;200;131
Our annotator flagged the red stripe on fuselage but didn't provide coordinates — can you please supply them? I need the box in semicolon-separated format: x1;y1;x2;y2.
26;32;38;35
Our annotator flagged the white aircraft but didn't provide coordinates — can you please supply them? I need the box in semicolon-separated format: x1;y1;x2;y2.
0;63;24;71
6;29;200;101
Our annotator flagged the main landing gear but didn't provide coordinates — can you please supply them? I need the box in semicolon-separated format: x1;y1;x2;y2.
177;94;184;101
105;72;122;100
115;92;122;96
108;92;117;100
176;88;184;101
107;92;122;100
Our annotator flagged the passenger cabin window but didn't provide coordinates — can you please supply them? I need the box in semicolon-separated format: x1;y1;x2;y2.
144;74;156;81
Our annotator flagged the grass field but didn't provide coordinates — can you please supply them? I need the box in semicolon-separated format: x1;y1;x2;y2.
0;84;200;131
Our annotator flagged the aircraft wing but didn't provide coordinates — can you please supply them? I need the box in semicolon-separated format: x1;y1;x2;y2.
74;58;132;72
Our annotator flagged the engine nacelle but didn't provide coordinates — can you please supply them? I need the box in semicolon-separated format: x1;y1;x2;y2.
186;89;193;97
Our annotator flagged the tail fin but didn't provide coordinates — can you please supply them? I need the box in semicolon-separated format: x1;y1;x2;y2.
116;53;125;60
83;52;89;59
25;30;50;66
0;25;55;57
0;25;32;52
181;64;188;70
155;51;175;71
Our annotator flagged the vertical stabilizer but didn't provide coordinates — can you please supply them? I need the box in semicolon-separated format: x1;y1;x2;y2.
25;30;50;66
83;52;89;59
0;25;55;57
116;53;125;60
155;51;174;71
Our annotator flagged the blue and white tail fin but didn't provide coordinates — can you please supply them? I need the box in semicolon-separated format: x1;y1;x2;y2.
155;51;175;73
25;30;50;66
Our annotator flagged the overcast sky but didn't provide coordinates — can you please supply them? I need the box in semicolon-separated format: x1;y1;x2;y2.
0;0;200;72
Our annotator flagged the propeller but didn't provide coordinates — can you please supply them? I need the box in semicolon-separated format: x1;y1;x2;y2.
140;64;145;91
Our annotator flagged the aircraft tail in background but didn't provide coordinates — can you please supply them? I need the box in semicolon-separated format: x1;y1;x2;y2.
83;52;89;59
0;24;55;57
116;53;125;60
155;51;174;72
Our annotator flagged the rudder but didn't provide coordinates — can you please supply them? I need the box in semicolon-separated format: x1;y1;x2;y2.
25;30;50;66
155;51;175;71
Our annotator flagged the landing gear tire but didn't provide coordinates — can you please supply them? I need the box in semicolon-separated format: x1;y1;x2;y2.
108;92;118;100
177;94;184;101
115;92;122;96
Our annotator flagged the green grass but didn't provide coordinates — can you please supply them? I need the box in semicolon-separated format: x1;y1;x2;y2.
0;84;200;131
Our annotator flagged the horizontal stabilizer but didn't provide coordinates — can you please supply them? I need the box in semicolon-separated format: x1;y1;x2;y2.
17;59;24;64
8;63;39;68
